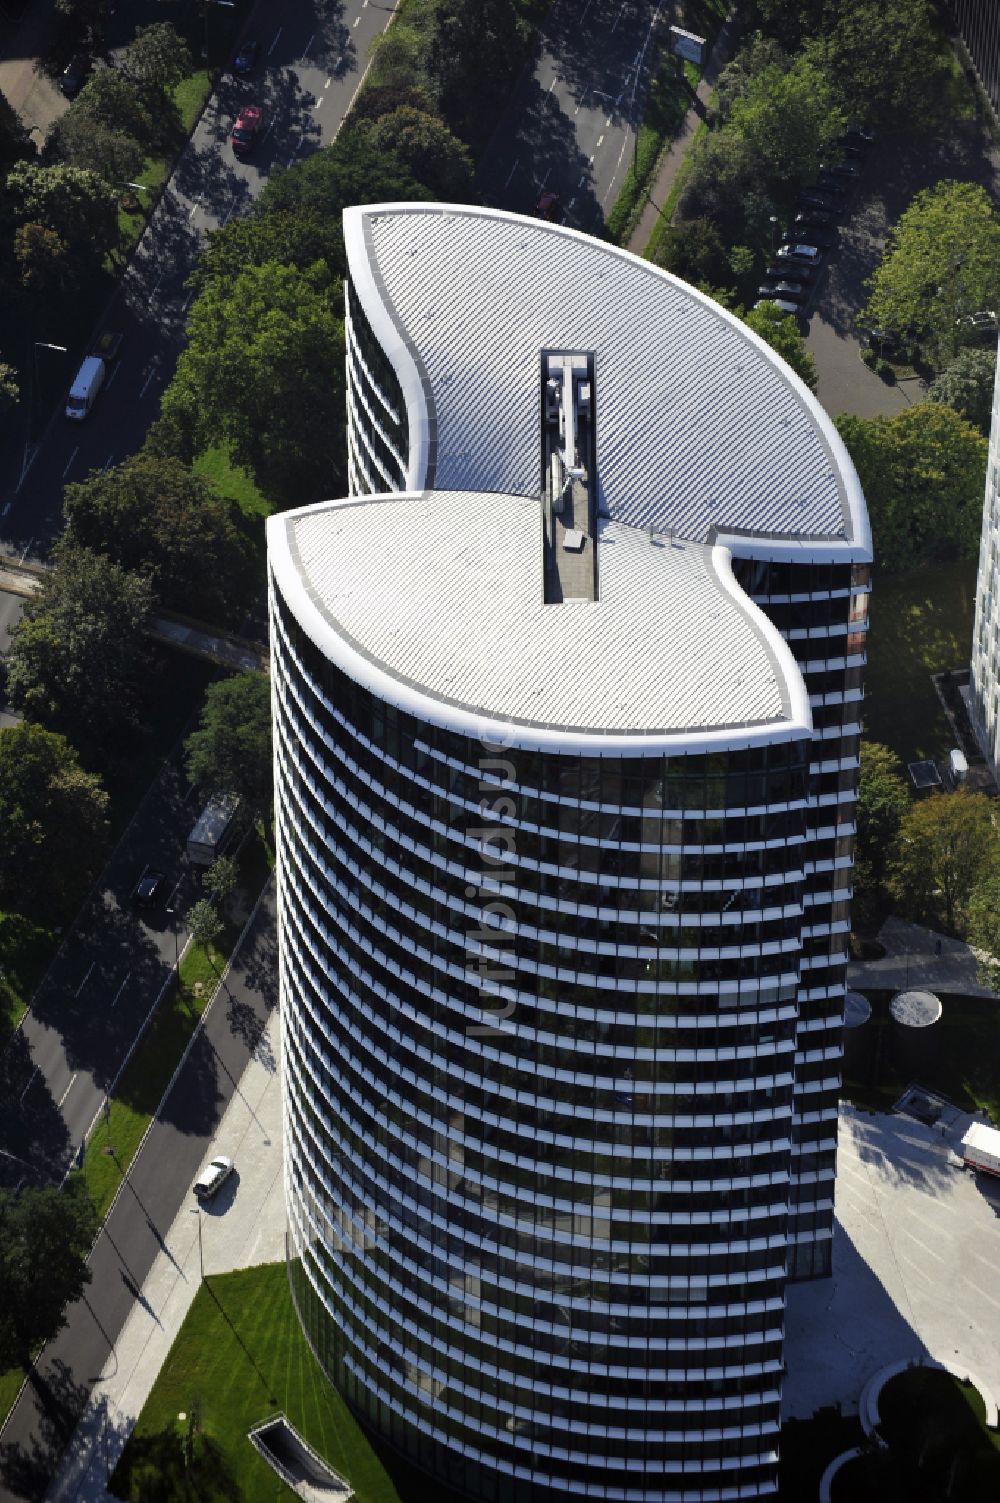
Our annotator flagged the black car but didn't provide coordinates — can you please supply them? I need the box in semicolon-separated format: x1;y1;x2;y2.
843;125;877;150
821;159;863;180
816;173;849;199
758;282;807;305
790;219;835;247
233;40;260;77
59;56;88;98
798;189;839;213
767;262;814;285
132;866;166;908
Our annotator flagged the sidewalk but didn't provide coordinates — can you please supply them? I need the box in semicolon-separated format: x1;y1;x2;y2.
627;2;740;256
848;914;1000;999
46;1006;286;1503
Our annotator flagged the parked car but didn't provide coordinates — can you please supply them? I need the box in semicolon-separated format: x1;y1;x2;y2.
816;173;849;198
776;242;822;266
821;158;863;179
535;190;562;222
231;103;263;156
767;262;815;284
798;189;839;214
956;309;998;335
758;282;808;304
754;298;801;317
58;56;88;97
843;124;877;150
233;40;260;77
194;1155;235;1200
790;218;835;246
132;866;166;908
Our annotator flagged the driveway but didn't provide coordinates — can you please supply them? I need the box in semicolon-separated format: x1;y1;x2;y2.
806;117;1000;421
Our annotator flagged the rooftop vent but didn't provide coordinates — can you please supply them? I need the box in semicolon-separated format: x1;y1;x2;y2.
541;350;597;604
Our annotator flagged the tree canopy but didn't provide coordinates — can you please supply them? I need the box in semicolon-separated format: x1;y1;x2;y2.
62;451;251;623
742;301;818;391
888;790;996;931
928;348;997;435
835;403;987;572
854;741;910;927
163;259;346;506
121;23;192;104
5;161;119;266
0;722;109;917
184;671;272;816
725;51;843;190
860;181;1000;364
0;1177;99;1371
6;544;155;756
356;107;474;200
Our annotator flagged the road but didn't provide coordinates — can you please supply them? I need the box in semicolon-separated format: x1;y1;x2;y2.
0;754;203;1196
0;882;278;1502
0;0;397;563
477;0;670;235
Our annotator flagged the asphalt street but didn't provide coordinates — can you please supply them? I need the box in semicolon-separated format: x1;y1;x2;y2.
0;880;278;1501
0;753;203;1196
477;0;670;234
0;0;397;564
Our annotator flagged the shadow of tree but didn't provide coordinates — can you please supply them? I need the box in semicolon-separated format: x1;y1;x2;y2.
226;995;275;1072
0;1358;91;1500
112;1421;240;1502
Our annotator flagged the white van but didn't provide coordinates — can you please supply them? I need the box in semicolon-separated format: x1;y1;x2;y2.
65;355;106;421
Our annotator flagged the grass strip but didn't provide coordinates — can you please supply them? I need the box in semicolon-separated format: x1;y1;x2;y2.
111;1263;403;1503
80;839;269;1220
604;56;699;246
117;69;213;246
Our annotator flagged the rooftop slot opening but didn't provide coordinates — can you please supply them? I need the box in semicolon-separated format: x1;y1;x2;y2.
541;350;597;603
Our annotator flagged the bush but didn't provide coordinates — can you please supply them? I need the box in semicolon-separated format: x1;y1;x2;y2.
876;358;896;383
860;345;877;369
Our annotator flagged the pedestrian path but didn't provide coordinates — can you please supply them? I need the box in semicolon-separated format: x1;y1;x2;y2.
848;915;1000;999
627;3;740;256
46;1007;286;1502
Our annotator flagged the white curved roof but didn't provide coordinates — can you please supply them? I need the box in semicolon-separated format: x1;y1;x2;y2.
269;491;812;755
345;203;871;562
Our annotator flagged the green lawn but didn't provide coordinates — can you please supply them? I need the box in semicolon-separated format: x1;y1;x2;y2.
843;989;1000;1125
0;909;57;1037
864;559;977;764
111;1264;402;1503
117;69;213;245
604;56;698;245
194;446;273;523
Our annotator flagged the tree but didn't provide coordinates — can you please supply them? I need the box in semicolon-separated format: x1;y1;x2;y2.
929;348;996;436
426;0;528;142
121;23;192;103
854;741;909;927
53;0;116;39
967;862;1000;991
6;544;154;756
742;301;818;391
715;34;791;123
5;161;119;266
184;671;272;816
806;0;951;126
0;722;109;917
678;128;774;248
50;109;146;186
186;897;223;955
63;64;156;150
203;855;239;914
359;107;475;199
726;52;843;191
162;260;346;506
653;217;732;291
888;791;996;931
0;361;18;414
835;404;987;573
0;1177;99;1371
860;181;1000;365
61;451;252;623
14;222;71;292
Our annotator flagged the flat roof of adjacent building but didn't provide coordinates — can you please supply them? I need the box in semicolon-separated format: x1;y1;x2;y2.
269;490;812;754
345;203;871;563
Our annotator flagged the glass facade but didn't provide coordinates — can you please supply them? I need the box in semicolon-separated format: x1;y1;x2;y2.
949;1;1000;121
969;336;1000;776
269;558;864;1500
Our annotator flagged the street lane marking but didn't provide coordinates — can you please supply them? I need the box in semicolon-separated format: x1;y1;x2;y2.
138;368;157;399
61;448;79;480
188;196;201;220
353;15;360;25
580;0;592;20
316;95;324;109
324;76;332;89
548;77;557;93
1;502;9;517
57;1073;78;1109
18;1067;38;1106
303;31;315;53
268;26;283;54
75;961;94;998
102;454;114;471
18;538;33;563
105;363;121;390
596;133;604;147
262;122;274;143
610;1;624;30
504;157;519;189
110;972;130;1010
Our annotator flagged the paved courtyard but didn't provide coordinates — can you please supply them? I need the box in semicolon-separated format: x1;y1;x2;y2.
784;1101;1000;1421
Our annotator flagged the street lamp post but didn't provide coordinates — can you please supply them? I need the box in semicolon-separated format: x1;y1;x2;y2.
21;341;67;487
769;215;780;251
190;1206;204;1281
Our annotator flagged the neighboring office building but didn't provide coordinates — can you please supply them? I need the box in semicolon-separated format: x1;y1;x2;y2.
968;334;1000;775
268;204;872;1502
948;0;1000;120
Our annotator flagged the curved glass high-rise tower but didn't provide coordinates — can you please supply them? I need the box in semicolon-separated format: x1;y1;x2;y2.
268;205;871;1502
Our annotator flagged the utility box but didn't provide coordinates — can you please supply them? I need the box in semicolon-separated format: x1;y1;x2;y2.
186;793;240;866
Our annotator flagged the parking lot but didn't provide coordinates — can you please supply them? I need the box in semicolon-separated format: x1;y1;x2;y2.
783;1101;1000;1421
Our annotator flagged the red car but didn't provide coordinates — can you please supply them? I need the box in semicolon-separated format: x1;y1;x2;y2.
535;190;561;222
231;104;263;156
